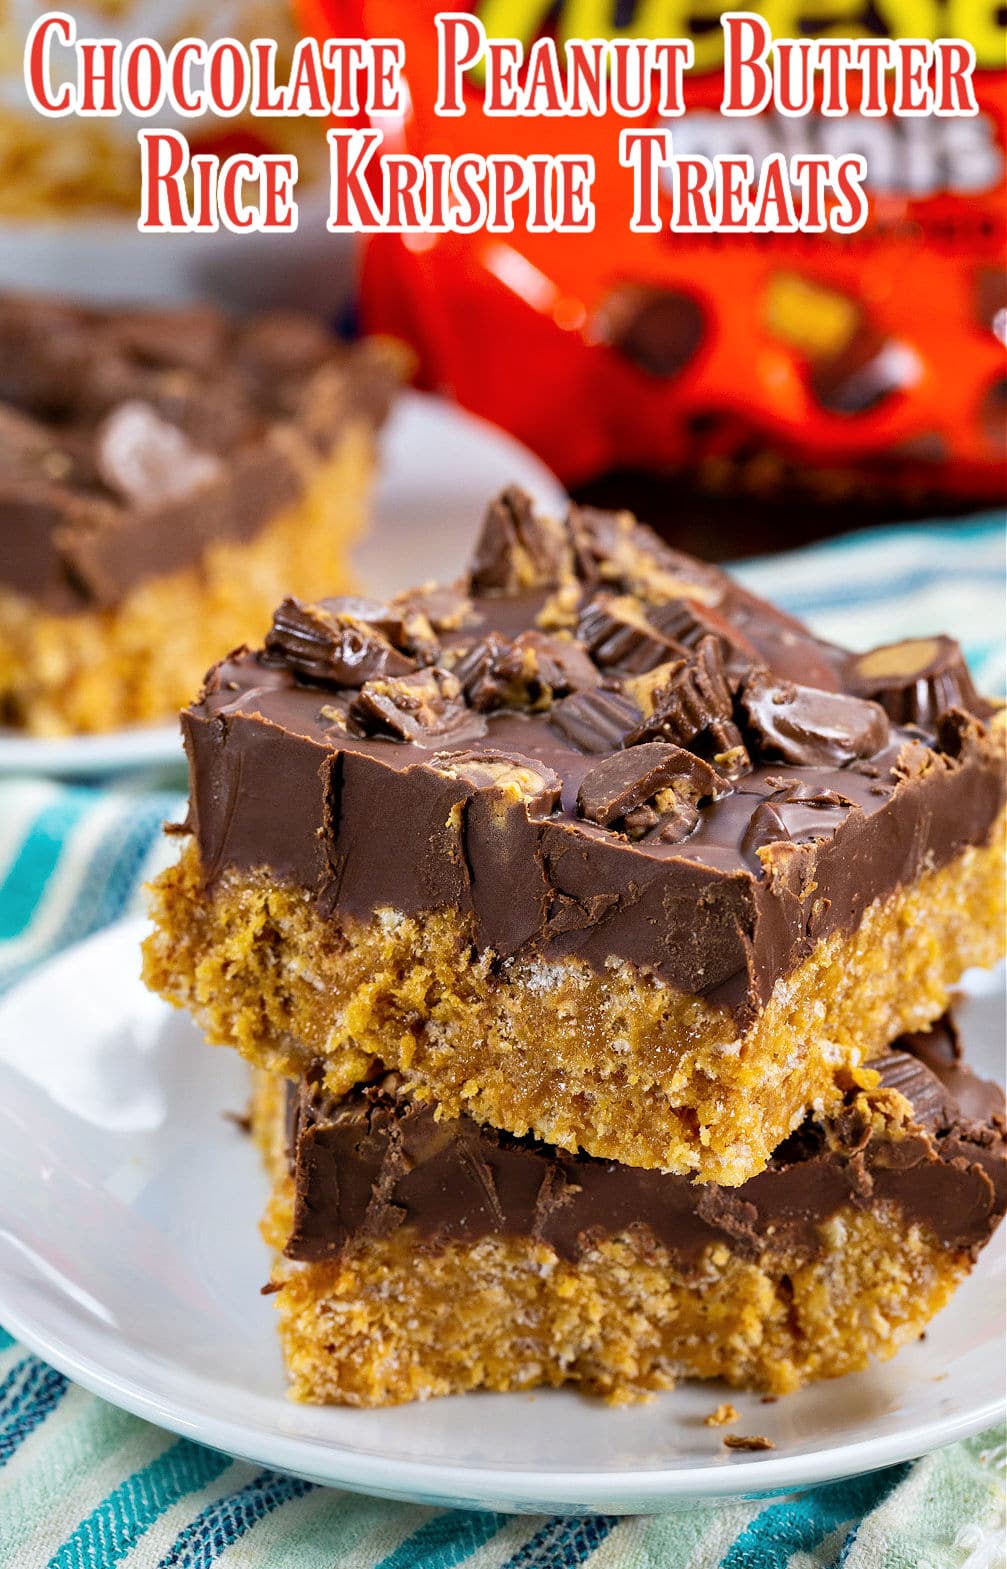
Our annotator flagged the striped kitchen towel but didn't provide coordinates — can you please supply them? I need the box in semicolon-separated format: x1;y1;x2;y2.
0;516;1005;1567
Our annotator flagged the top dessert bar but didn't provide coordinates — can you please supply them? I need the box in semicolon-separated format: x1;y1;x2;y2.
0;293;399;734
144;489;1006;1184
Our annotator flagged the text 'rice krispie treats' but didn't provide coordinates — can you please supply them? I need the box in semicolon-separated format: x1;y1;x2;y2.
252;1017;1007;1406
0;293;402;735
144;488;1006;1185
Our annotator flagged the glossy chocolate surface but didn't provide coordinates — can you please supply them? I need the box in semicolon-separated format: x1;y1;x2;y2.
284;1018;1007;1266
0;295;397;611
180;491;1004;1016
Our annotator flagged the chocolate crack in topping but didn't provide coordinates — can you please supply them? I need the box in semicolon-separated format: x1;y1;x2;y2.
265;597;418;687
624;636;751;772
846;635;994;727
743;783;859;858
577;742;731;842
453;630;600;713
740;670;891;767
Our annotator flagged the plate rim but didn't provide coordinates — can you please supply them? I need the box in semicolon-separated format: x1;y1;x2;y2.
2;1290;1003;1511
0;916;1004;1512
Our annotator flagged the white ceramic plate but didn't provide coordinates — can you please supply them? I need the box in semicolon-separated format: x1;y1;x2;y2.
0;918;1002;1514
0;199;354;318
0;392;566;778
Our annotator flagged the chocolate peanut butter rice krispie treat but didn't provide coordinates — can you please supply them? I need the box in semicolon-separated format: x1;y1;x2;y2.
251;1018;1007;1406
0;294;401;736
144;489;1006;1185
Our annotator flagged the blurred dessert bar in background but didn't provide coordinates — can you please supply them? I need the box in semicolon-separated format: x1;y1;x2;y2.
0;294;402;735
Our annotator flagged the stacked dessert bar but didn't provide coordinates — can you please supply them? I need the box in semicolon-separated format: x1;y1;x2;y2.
144;489;1007;1406
0;294;400;735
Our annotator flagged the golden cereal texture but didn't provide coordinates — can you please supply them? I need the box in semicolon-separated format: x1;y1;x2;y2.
258;1176;968;1407
144;809;1006;1186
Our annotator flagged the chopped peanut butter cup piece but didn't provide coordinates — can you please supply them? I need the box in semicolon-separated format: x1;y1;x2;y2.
548;688;643;753
592;284;707;380
648;598;759;683
742;784;858;856
393;584;475;639
569;505;724;606
577;593;686;674
848;635;989;727
430;749;562;815
348;667;483;744
469;486;573;595
454;630;599;712
626;636;749;766
764;272;911;415
741;670;890;767
265;597;417;687
577;742;729;835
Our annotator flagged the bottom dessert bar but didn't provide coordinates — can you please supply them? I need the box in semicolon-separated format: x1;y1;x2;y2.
252;1020;1006;1408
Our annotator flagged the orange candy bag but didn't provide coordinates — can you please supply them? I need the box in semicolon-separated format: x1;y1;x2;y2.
302;0;1005;504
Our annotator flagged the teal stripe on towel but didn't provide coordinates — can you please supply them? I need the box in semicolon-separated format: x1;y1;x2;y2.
48;1439;231;1569
0;794;92;940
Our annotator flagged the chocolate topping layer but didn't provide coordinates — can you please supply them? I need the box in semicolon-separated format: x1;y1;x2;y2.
180;491;1005;1018
284;1017;1007;1266
0;294;399;612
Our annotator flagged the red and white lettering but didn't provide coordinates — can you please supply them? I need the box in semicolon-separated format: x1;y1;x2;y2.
619;129;671;232
138;129;190;231
721;14;772;116
24;12;74;116
435;13;484;116
326;128;383;230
